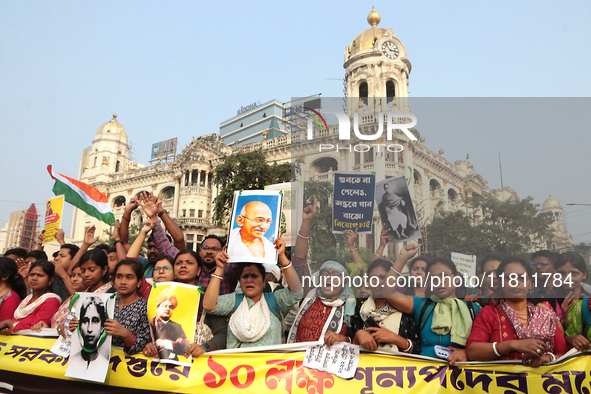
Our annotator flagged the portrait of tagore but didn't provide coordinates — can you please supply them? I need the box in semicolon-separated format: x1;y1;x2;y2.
228;201;276;259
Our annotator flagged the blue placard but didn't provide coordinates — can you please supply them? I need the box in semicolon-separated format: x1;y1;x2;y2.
332;172;375;234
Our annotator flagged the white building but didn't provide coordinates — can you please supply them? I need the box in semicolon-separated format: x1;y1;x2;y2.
68;8;569;255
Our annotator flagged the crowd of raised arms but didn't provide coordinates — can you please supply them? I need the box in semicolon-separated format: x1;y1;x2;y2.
1;191;590;368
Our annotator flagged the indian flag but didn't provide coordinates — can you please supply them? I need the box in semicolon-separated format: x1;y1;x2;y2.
47;165;115;225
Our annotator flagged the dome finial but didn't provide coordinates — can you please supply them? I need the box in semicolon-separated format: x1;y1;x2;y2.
113;113;117;120
367;6;381;28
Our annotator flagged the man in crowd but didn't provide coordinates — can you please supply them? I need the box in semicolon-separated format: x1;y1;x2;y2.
466;252;506;303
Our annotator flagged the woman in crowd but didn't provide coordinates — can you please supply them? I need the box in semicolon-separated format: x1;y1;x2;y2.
152;255;175;283
0;258;26;322
144;249;227;358
105;259;151;354
0;260;61;334
286;260;355;345
80;249;112;294
285;200;354;345
467;256;567;367
351;255;420;354
48;262;85;334
383;257;481;364
403;255;429;298
556;252;590;315
203;238;302;348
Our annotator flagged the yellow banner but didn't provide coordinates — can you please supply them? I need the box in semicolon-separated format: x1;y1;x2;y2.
43;195;64;245
1;334;590;394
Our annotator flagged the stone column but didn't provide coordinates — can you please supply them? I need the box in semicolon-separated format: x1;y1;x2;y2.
189;170;193;185
205;172;209;188
197;171;202;188
173;176;180;217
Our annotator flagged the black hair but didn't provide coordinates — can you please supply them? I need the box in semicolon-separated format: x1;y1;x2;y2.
29;260;56;293
156;254;174;266
113;259;144;293
200;234;226;249
0;257;27;299
173;249;201;282
476;252;508;275
79;249;110;283
407;255;430;271
4;248;27;258
235;263;266;286
79;296;107;344
403;255;430;296
496;255;533;278
25;250;48;261
108;247;117;254
426;257;465;298
95;244;110;253
556;252;588;279
52;251;59;258
174;249;200;263
531;250;557;266
367;258;393;276
60;244;80;259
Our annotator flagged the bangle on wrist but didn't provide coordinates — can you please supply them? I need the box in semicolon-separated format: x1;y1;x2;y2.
492;342;501;357
374;253;383;257
281;262;292;270
114;240;123;245
211;274;223;281
545;352;556;362
158;209;167;218
402;339;412;353
390;267;402;276
349;247;357;253
297;231;310;240
122;215;131;221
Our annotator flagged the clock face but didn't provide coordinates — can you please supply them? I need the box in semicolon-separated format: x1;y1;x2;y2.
381;41;399;59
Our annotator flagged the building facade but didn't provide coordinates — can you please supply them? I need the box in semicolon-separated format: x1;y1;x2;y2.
69;8;571;255
0;204;39;254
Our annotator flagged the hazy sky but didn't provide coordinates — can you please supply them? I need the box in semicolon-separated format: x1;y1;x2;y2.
1;1;590;243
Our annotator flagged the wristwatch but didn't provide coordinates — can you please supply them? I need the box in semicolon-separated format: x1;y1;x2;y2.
158;209;168;218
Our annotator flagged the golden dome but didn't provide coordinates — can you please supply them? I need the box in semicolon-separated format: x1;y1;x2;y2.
349;7;386;56
96;113;127;139
542;194;561;209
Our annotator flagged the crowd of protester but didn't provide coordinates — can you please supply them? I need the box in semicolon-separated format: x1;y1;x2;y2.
0;191;590;369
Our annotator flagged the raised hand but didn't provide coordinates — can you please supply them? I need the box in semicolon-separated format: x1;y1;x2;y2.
55;228;65;245
215;246;229;271
274;237;286;259
139;191;159;218
84;225;99;246
112;220;121;241
302;198;318;222
398;244;419;261
379;224;390;247
344;225;358;251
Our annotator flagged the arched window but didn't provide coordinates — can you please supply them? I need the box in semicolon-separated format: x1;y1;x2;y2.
359;82;368;98
113;196;126;208
386;80;396;105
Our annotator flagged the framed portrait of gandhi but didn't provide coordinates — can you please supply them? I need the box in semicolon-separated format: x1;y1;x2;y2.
227;190;283;264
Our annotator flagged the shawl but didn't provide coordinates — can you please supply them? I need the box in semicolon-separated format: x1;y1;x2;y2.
228;295;271;343
14;293;62;320
430;297;473;347
359;296;403;352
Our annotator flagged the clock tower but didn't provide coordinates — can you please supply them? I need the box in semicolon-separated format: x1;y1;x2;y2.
344;7;411;112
